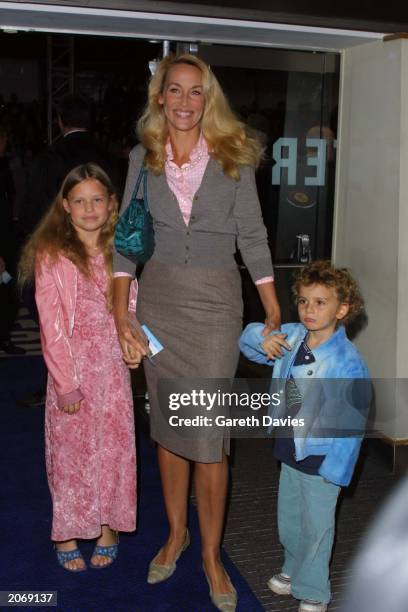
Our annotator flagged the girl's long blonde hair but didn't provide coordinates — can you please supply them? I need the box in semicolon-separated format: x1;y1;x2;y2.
19;163;118;304
138;54;263;180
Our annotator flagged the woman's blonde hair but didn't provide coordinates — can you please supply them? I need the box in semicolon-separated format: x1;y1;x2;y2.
138;53;263;180
19;163;118;305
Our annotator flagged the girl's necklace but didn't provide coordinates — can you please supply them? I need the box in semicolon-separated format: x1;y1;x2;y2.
87;245;101;256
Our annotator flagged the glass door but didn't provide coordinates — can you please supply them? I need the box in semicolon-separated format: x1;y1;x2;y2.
198;45;340;322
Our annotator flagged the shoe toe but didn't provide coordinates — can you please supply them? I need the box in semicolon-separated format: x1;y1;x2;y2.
147;561;175;584
147;531;189;584
211;592;237;612
267;573;291;595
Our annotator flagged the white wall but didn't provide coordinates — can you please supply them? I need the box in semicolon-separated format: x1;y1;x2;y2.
333;39;408;439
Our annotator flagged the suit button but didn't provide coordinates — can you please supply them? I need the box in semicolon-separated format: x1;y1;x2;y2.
186;246;189;251
191;215;196;220
194;195;199;200
307;370;313;376
186;231;190;235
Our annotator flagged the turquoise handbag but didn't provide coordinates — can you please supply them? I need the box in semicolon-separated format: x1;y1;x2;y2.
114;166;155;264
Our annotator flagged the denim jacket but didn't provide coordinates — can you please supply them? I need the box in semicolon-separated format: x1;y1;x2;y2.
239;322;371;486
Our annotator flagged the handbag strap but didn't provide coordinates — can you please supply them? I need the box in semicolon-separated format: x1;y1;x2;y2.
130;165;149;212
143;168;149;212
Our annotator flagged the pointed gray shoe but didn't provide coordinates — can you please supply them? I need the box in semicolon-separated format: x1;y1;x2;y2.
203;563;237;612
147;529;190;584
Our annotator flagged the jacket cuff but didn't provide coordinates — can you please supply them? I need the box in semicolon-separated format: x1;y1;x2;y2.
56;388;84;409
113;250;137;277
245;258;274;283
255;276;274;285
128;279;138;313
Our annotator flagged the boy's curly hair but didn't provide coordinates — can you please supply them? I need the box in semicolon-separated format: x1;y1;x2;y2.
292;260;364;324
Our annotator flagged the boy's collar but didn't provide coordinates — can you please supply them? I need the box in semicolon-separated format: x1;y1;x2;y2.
299;324;346;354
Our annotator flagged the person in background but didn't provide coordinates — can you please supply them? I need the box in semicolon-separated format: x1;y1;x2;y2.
20;94;123;233
341;476;408;612
0;124;25;355
113;54;281;611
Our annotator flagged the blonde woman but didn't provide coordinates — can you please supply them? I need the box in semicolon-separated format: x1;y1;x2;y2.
113;54;280;610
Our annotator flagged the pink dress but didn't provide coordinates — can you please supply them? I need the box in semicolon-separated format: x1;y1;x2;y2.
44;254;136;541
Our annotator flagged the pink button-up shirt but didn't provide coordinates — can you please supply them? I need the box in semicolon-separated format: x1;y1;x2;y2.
165;132;209;226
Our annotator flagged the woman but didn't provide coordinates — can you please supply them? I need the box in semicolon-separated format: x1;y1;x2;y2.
113;54;280;611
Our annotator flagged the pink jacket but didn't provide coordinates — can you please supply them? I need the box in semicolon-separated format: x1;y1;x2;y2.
35;253;137;408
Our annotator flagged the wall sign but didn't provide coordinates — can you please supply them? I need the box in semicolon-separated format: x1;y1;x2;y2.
271;137;337;186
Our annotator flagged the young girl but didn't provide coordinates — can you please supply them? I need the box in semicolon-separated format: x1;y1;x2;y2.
19;163;137;572
239;261;370;612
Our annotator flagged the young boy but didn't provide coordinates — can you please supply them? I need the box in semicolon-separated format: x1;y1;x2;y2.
239;261;370;612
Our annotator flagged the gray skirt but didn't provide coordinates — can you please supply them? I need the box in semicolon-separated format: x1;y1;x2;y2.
137;260;243;463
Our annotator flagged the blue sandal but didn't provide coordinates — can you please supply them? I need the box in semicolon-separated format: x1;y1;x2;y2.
55;547;87;572
90;537;119;569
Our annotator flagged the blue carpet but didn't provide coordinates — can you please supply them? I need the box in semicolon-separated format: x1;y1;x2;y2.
0;357;262;611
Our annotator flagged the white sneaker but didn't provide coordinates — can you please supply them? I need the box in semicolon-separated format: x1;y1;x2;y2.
267;572;291;595
298;599;328;612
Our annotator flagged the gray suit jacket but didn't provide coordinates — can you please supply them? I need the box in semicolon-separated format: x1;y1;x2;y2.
113;144;274;282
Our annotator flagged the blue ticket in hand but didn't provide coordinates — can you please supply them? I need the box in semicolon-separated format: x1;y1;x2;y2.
142;324;164;357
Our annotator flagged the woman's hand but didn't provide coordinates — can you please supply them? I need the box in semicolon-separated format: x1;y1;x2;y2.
116;312;149;369
262;302;281;335
261;333;291;360
113;275;149;368
61;401;81;414
256;281;282;335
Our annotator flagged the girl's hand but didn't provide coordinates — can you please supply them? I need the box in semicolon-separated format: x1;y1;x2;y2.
261;333;291;359
61;401;81;414
116;313;149;369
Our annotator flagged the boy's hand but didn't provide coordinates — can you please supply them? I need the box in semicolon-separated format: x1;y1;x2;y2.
261;333;291;359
